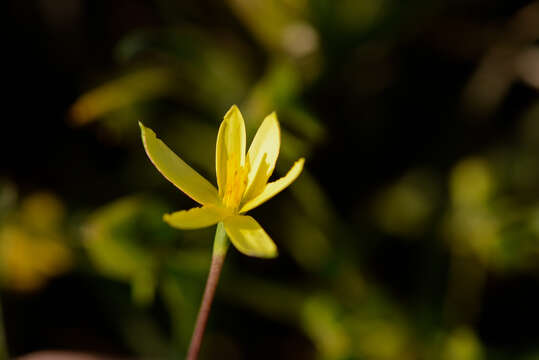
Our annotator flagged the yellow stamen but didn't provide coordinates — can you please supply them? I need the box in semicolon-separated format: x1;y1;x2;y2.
222;160;249;211
222;168;248;210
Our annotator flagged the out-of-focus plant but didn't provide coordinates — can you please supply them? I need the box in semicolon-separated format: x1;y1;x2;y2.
372;170;440;237
0;190;72;292
83;196;174;305
441;327;484;360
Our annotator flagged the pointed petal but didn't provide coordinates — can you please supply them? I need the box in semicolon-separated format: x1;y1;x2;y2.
240;158;305;213
223;215;277;258
216;105;247;195
243;112;281;202
140;122;219;206
163;206;230;229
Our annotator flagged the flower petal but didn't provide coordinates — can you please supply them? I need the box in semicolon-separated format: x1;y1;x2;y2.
140;122;220;206
223;215;277;258
240;158;305;213
164;206;230;229
216;105;247;195
243;112;280;202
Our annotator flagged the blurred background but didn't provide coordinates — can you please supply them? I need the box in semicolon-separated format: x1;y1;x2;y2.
2;0;539;359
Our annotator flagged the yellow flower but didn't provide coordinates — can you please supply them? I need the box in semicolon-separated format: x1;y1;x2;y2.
139;105;304;258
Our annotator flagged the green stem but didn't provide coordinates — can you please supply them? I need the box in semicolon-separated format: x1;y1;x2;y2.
186;222;229;360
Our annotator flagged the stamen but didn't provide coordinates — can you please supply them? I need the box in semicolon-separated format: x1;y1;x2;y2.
222;160;248;211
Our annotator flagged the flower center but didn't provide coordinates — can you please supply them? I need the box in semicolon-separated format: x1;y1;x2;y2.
222;162;249;211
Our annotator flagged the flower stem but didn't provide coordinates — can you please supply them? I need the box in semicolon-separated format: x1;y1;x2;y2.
186;222;229;360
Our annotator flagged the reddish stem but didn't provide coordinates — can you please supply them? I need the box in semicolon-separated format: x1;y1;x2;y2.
186;252;226;360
